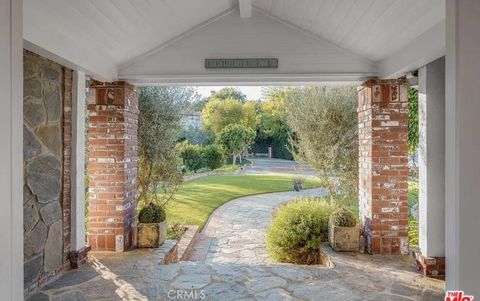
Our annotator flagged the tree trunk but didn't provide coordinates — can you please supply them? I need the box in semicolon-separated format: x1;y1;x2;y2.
232;154;237;165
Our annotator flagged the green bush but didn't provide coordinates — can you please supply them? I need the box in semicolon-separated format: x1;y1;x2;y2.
330;207;357;227
408;217;419;247
202;144;224;170
138;203;166;223
167;223;187;240
266;198;337;264
196;167;210;173
178;142;204;172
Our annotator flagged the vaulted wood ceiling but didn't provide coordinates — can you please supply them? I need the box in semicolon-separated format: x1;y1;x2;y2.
23;0;445;81
254;0;444;61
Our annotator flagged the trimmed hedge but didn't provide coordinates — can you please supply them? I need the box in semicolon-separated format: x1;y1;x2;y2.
138;203;166;223
178;142;225;172
266;198;337;264
201;144;224;170
178;142;204;172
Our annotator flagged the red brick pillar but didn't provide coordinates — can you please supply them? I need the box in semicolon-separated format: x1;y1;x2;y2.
358;79;409;255
87;81;138;252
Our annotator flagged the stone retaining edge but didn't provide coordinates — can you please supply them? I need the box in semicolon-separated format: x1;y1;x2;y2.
177;225;200;261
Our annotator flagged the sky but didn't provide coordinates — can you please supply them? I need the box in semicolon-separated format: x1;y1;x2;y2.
195;86;264;100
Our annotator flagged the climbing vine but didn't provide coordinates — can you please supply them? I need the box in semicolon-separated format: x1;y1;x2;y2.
408;87;419;155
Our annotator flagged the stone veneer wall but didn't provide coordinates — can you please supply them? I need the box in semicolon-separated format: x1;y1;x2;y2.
23;50;72;293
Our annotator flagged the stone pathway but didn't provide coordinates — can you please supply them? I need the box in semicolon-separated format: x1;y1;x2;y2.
188;189;326;264
28;189;445;301
243;158;317;176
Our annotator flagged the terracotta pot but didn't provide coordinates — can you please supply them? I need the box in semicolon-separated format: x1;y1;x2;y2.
137;219;167;248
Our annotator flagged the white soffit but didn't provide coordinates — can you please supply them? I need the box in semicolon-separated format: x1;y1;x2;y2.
119;9;377;84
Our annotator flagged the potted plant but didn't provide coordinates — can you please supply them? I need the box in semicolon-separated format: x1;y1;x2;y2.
137;203;167;248
328;207;360;252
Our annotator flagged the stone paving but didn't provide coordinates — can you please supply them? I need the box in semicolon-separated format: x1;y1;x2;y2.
243;158;317;176
28;189;445;301
188;189;327;264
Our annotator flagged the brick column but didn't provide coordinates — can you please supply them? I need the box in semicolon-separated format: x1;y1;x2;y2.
87;81;138;252
358;79;409;255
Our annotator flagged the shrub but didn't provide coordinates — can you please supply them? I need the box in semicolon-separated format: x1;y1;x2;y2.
330;207;357;227
178;142;204;172
202;144;224;170
266;198;337;264
167;223;187;240
196;167;210;173
138;203;166;223
408;217;419;247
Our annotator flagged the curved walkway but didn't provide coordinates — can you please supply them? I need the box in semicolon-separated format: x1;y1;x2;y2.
29;189;445;300
187;189;326;264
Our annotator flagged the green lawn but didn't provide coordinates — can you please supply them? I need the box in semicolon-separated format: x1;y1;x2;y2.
165;174;321;228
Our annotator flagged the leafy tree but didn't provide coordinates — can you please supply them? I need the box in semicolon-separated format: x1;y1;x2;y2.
242;100;259;130
254;88;293;159
178;124;214;146
202;98;256;135
137;87;188;208
187;96;209;112
209;87;247;102
285;86;358;199
408;87;419;155
217;124;256;165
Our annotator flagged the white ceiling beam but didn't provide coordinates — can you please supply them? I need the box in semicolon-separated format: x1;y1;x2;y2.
239;0;252;18
378;20;445;79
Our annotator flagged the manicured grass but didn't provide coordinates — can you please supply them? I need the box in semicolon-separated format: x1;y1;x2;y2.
165;174;321;228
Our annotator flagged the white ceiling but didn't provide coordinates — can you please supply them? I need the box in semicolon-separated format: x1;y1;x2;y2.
254;0;445;62
23;0;445;81
24;0;236;78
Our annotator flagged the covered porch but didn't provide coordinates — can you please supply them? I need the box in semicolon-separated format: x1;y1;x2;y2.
1;0;479;299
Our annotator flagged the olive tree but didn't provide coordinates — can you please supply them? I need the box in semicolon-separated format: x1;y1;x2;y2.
217;124;256;165
286;86;358;199
137;86;190;208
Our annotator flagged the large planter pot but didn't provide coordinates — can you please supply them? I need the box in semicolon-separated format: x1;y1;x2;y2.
328;218;360;252
137;219;167;248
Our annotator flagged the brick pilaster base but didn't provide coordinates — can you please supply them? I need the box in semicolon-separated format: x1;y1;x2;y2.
358;79;409;255
412;251;446;279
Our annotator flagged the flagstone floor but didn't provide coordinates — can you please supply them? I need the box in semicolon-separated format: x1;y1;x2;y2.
28;189;444;301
